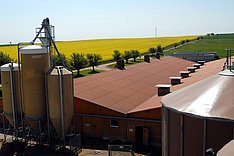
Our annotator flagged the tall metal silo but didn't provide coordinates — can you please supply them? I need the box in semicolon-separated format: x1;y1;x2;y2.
0;63;20;128
47;66;73;141
0;18;80;154
20;45;49;132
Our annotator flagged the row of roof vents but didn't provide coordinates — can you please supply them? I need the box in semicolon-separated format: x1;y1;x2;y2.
116;54;160;70
156;61;205;96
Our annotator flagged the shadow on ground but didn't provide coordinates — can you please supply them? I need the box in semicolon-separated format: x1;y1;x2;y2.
81;137;162;156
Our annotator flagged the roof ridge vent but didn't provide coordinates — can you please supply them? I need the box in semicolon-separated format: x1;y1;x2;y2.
197;60;205;66
116;59;125;70
187;66;196;73
179;71;190;78
193;63;202;69
156;84;172;96
144;55;150;63
170;76;182;85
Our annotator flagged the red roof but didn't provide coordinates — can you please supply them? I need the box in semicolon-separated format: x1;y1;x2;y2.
74;56;225;114
133;58;225;113
170;58;225;92
74;56;195;114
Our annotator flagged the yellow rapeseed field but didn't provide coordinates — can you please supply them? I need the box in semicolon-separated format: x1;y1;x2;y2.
0;36;197;61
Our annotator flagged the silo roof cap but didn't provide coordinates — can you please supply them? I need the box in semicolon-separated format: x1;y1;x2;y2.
219;69;234;76
50;66;72;75
20;45;48;54
0;63;20;71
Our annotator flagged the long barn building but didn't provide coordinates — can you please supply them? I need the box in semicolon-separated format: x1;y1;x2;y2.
73;56;224;146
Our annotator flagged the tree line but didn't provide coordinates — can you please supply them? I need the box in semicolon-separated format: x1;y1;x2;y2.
113;45;163;63
0;45;163;76
112;49;141;64
53;52;102;76
0;51;102;76
148;45;163;56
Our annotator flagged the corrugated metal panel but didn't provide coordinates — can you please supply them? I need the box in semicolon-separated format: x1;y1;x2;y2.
206;120;233;153
169;111;181;156
183;115;203;156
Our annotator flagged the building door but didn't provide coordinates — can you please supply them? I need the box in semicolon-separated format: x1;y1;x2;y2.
135;126;143;145
143;127;149;146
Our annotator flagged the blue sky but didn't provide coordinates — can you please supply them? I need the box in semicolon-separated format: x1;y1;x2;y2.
0;0;234;44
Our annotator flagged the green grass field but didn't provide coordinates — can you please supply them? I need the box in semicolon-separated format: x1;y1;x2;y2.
0;36;197;61
107;59;144;69
166;34;234;58
73;69;104;78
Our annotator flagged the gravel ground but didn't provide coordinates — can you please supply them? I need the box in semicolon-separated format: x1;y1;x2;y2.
1;131;160;155
79;148;142;156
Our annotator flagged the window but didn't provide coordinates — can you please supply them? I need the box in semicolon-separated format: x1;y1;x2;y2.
84;123;91;127
110;120;119;128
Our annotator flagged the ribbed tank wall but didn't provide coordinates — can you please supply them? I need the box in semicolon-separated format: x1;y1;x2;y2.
20;45;49;132
163;107;234;156
1;63;20;126
47;67;73;137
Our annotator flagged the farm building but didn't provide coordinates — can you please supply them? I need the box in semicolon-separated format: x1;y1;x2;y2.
73;56;225;147
161;63;234;155
0;55;226;148
167;52;218;62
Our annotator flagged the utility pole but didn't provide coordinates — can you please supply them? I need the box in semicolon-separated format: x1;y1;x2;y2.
155;26;157;38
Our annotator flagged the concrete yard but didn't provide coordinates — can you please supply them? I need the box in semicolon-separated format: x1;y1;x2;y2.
0;134;149;156
79;149;142;156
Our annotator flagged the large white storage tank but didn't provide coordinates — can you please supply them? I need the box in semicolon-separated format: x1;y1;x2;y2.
47;66;73;137
20;45;49;132
162;70;234;156
1;63;20;127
